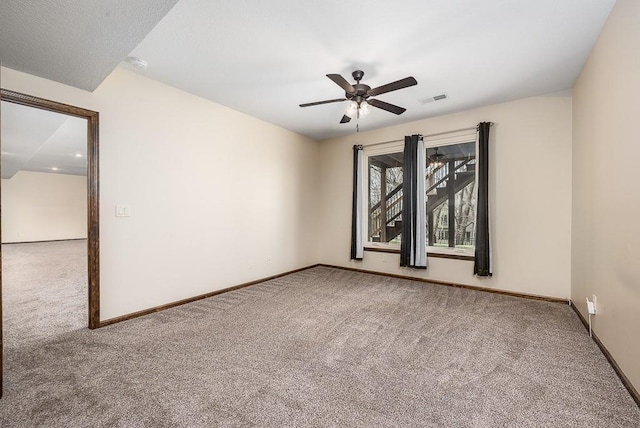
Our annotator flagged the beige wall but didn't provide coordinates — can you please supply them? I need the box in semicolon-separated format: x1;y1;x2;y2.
318;96;573;299
1;171;87;243
572;0;640;391
1;65;320;320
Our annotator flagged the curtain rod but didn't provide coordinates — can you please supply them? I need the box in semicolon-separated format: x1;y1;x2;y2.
361;123;493;149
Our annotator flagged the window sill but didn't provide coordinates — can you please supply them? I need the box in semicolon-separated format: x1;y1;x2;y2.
364;246;474;261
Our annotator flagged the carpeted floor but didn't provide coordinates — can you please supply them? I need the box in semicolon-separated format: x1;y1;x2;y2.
1;244;638;427
2;240;87;348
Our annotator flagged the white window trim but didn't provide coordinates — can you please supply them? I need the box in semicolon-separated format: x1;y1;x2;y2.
362;141;404;251
424;130;478;256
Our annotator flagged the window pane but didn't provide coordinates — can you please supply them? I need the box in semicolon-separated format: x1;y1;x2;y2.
368;152;403;244
455;181;477;248
426;141;476;250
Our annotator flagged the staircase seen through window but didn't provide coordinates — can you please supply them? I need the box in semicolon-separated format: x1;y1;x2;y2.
367;140;477;253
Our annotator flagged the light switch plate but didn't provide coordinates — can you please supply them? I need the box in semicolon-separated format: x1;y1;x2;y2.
116;205;131;217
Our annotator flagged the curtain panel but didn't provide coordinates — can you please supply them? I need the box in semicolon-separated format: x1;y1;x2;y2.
474;122;492;276
350;145;364;260
400;135;427;269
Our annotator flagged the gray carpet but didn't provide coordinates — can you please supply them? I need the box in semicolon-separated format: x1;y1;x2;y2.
2;240;87;348
1;248;638;427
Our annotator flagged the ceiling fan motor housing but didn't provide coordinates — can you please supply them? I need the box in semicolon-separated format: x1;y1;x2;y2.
347;87;371;104
348;71;371;104
345;70;371;105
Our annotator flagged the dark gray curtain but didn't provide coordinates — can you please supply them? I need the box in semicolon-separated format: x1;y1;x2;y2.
400;135;427;268
474;122;492;276
351;145;364;260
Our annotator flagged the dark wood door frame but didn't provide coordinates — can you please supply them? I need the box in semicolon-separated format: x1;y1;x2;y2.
0;88;100;397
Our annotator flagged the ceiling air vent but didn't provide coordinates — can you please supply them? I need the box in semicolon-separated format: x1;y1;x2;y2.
420;93;448;104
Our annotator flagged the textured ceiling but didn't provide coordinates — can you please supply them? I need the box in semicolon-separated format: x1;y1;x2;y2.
1;101;87;179
1;0;616;141
0;0;178;91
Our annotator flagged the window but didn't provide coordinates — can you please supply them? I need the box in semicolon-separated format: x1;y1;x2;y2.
364;136;477;255
426;141;476;252
367;150;404;245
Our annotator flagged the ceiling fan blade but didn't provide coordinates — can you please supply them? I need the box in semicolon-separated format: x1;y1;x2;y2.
340;115;351;124
367;77;417;97
368;99;407;115
326;74;355;93
299;98;346;107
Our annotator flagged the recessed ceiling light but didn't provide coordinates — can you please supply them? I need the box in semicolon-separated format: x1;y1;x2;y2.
51;167;59;171
75;153;83;158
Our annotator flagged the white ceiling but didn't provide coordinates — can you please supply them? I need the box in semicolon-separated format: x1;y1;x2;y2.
1;0;616;141
127;0;615;140
1;101;87;179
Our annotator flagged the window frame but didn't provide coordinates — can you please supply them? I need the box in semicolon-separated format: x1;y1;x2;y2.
424;131;478;256
362;130;479;258
362;141;405;252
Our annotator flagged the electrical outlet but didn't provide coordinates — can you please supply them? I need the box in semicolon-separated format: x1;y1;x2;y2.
592;295;597;313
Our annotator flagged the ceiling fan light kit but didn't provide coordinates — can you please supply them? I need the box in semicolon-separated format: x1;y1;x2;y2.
345;101;358;118
300;70;417;124
345;100;371;119
358;100;371;117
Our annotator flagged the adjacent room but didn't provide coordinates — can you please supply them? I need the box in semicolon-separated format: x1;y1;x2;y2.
0;0;638;426
1;101;89;355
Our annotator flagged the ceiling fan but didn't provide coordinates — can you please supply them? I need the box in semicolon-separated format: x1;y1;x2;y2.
299;70;418;124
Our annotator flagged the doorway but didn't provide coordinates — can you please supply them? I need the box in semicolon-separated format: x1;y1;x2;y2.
0;89;100;398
